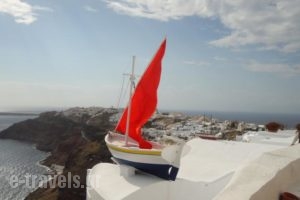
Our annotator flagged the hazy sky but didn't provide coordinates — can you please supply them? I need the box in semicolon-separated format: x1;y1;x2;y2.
0;0;299;113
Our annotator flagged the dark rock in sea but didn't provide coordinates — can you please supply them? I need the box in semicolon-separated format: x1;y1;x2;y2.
0;107;119;200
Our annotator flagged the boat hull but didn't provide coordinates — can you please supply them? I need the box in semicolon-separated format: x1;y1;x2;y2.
113;157;178;181
105;133;179;181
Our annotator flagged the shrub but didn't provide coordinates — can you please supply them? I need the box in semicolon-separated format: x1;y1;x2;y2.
296;123;300;131
265;122;284;132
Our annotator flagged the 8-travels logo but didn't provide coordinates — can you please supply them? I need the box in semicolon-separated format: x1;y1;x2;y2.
9;172;83;189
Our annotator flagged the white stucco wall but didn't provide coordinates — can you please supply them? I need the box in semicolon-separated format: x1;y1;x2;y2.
87;138;292;200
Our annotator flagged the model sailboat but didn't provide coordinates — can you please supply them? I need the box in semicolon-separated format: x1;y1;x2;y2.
105;39;185;181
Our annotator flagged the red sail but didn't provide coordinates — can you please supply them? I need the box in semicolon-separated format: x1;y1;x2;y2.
115;39;166;149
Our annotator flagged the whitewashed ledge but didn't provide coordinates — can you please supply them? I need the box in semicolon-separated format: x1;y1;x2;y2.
87;138;297;200
214;144;300;200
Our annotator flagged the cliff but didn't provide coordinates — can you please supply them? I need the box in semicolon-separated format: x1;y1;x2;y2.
0;107;118;200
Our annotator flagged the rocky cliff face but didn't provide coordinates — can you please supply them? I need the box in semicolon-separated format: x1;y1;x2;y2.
0;111;83;151
0;107;119;200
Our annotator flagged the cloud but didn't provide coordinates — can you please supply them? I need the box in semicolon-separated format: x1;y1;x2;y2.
84;5;99;13
213;56;228;61
183;60;210;67
33;5;53;12
245;61;300;76
208;1;300;53
105;0;213;21
0;0;51;24
104;0;300;52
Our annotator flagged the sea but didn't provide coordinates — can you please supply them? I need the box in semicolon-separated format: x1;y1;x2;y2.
0;115;49;200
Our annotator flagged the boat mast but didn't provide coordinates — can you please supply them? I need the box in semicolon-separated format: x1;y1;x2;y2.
125;56;136;146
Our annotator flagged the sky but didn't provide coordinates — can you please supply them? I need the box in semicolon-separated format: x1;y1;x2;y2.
0;0;299;114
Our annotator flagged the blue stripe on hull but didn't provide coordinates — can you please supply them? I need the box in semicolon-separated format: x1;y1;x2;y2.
114;157;179;181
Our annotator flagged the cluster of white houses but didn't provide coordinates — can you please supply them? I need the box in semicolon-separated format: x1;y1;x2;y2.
134;112;267;142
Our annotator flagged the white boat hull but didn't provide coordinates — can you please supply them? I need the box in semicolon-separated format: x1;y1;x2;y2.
105;132;183;180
